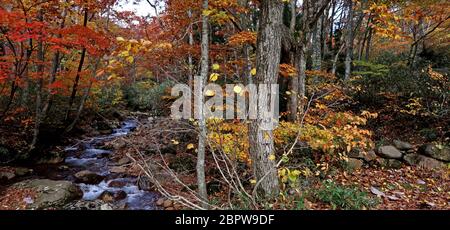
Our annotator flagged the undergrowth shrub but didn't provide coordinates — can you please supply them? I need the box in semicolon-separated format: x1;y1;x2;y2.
314;180;379;210
125;80;174;115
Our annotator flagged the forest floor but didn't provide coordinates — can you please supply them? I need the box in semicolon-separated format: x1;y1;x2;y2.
0;109;449;210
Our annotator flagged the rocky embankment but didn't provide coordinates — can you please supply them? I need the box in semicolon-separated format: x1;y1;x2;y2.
347;140;449;170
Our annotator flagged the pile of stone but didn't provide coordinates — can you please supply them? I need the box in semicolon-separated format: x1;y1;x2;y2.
347;140;449;170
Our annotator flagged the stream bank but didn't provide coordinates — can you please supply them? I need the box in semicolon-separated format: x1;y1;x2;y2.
1;118;160;210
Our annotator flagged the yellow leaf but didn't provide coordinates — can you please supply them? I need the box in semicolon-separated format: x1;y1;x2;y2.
286;91;292;95
268;154;276;161
171;139;179;145
212;63;220;70
250;68;257;76
126;56;134;64
205;90;215;97
187;143;195;150
116;37;125;42
202;10;213;16
233;85;242;94
209;73;219;82
250;179;257;184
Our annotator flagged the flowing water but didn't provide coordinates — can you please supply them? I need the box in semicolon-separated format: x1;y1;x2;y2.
62;120;160;210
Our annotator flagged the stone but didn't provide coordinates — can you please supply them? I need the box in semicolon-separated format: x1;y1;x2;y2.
347;158;364;170
116;157;131;165
108;180;127;188
12;179;82;209
0;170;15;181
99;191;115;202
63;200;116;210
114;191;127;201
376;158;403;169
156;198;165;206
14;167;33;177
419;144;450;162
110;166;127;174
404;154;446;170
393;140;413;151
377;146;403;159
74;170;105;184
163;199;173;208
362;150;378;162
386;159;403;169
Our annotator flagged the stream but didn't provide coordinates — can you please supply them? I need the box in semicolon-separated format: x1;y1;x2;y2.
60;119;159;210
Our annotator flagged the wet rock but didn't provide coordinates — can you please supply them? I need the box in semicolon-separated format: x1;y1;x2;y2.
108;180;127;188
14;167;33;177
377;146;403;159
12;179;82;209
419;144;450;162
110;166;127;174
99;190;126;202
393;140;413;151
63;200;116;210
347;158;364;170
74;170;105;184
404;154;446;170
0;170;15;182
99;191;115;202
114;191;127;201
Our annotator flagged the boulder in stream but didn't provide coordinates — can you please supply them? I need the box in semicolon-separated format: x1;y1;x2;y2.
74;170;105;184
12;179;82;209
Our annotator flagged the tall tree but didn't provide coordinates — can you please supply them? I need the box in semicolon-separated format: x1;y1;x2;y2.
197;0;209;208
248;0;284;199
344;0;354;81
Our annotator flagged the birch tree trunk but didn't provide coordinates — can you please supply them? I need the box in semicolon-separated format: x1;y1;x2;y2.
197;0;209;208
248;0;283;199
344;0;354;82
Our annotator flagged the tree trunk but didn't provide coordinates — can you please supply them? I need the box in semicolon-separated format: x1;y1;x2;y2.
248;0;283;199
66;8;88;121
344;0;354;82
288;0;298;121
65;59;100;133
197;0;209;209
29;11;45;152
188;9;194;87
312;15;322;71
